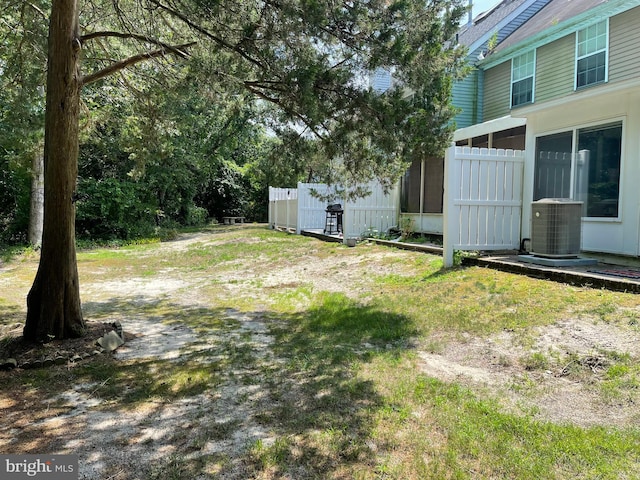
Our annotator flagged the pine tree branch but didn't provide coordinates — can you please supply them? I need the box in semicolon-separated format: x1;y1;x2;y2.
81;41;196;86
24;0;47;19
81;31;190;59
147;0;265;69
242;83;325;141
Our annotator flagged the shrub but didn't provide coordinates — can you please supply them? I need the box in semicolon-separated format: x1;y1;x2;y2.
75;177;157;240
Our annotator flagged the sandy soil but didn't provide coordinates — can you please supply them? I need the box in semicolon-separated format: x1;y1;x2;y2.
418;318;640;427
1;229;639;478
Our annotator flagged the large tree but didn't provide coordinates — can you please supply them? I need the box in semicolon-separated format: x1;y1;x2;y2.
23;0;194;340
24;0;467;341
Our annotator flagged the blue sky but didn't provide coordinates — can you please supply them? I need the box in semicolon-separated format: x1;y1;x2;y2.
470;0;502;18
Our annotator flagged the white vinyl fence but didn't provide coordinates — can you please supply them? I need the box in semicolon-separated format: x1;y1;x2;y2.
269;182;399;242
268;187;298;232
443;146;525;267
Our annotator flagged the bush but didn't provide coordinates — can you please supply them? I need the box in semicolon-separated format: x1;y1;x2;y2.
184;205;208;226
0;157;30;243
75;177;157;240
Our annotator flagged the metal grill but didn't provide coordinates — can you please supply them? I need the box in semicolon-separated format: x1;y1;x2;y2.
323;203;343;235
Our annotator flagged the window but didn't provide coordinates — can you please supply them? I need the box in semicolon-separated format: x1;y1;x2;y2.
534;121;622;218
534;132;573;200
577;123;621;217
511;51;535;107
576;20;608;89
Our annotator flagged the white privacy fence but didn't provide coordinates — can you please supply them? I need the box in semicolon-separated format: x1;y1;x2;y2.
271;148;524;260
269;182;399;241
268;187;298;232
443;146;525;267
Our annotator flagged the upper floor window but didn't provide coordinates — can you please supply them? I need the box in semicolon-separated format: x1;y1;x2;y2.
576;20;608;89
511;51;535;107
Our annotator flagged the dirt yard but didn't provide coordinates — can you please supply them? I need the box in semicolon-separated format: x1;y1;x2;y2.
1;226;639;478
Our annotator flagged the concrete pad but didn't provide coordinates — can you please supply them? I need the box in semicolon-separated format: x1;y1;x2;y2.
517;255;598;267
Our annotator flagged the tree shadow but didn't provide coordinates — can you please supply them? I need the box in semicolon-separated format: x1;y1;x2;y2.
1;294;417;479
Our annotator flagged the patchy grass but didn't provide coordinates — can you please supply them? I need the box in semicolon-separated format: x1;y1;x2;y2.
1;225;640;479
361;357;640;479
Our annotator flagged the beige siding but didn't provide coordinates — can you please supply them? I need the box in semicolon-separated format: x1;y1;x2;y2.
535;35;574;103
609;7;640;83
483;61;511;121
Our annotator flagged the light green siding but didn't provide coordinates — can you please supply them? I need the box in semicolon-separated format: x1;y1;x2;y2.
609;7;640;83
535;35;574;103
483;61;511;121
452;71;478;129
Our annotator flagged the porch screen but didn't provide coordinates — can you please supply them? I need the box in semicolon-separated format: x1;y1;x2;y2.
401;159;422;213
400;157;444;214
420;157;444;213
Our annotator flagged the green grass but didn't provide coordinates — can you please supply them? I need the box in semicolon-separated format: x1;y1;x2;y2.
1;225;639;479
363;359;640;479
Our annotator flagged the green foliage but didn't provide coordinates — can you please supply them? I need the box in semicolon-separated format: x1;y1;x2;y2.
399;216;415;240
488;30;499;52
2;0;469;243
75;178;157;240
0;0;48;243
0;157;31;243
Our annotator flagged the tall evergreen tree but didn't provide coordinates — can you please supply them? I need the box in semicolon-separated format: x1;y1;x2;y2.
25;0;467;341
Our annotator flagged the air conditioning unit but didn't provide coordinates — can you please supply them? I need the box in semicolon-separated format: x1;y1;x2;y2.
531;198;582;258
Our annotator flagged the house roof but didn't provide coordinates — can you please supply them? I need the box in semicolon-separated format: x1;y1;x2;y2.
494;0;608;52
458;0;528;47
481;0;640;66
457;0;552;60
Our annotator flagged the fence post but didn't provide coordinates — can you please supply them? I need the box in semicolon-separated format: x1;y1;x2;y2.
268;187;272;228
286;190;290;231
271;187;277;229
296;182;302;234
443;144;456;268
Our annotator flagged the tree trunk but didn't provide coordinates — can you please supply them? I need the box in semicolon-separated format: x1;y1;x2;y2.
28;149;44;247
24;0;85;341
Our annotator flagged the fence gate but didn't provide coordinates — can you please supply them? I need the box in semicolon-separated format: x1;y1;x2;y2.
443;146;525;267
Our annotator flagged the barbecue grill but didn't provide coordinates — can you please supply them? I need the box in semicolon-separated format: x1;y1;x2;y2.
324;203;343;235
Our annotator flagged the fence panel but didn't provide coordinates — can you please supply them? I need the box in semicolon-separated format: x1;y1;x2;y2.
343;182;399;238
269;182;399;240
268;187;298;231
444;146;525;267
297;183;341;233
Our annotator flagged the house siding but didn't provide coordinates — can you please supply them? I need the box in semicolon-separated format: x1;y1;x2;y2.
609;6;640;83
483;60;511;121
534;34;574;104
452;70;480;129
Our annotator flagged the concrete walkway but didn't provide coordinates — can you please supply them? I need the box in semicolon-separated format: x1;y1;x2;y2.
367;238;640;294
302;231;640;294
463;253;640;294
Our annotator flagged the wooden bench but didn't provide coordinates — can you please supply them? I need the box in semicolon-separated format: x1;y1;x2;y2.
222;216;245;225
